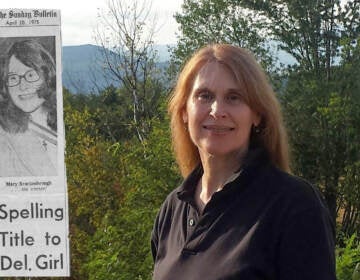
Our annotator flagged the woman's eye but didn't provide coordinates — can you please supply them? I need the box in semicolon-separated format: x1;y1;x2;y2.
227;94;242;104
196;91;213;102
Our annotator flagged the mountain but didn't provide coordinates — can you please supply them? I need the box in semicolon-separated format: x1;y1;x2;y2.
62;44;101;94
62;44;296;94
62;44;172;94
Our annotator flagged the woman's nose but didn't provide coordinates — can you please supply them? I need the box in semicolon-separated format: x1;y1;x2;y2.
210;100;227;118
19;77;29;90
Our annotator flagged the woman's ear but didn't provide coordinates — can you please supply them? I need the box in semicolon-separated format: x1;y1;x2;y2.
182;108;188;124
253;112;261;127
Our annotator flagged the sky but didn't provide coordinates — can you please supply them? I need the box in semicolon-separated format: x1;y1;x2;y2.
1;0;183;46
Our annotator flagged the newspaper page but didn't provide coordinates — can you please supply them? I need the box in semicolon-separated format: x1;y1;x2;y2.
0;9;70;277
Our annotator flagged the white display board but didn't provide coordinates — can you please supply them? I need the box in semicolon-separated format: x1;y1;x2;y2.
0;9;70;277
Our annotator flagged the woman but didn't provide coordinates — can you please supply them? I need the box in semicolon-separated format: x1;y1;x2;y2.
0;39;57;177
151;44;336;279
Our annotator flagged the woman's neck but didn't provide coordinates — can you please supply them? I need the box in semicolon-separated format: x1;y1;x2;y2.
195;151;244;212
30;107;48;127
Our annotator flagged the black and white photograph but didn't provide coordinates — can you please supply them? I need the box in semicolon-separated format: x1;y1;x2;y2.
0;37;57;177
0;9;70;278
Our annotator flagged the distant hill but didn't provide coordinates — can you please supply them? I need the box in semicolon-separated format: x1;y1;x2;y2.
62;44;296;94
62;44;172;94
62;44;101;94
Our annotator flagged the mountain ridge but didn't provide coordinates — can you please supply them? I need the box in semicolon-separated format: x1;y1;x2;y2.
62;44;295;94
62;44;172;94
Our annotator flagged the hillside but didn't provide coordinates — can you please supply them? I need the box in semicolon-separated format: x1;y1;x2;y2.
62;44;171;94
62;44;295;94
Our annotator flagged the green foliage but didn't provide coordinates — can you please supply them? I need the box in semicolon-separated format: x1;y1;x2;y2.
95;0;165;142
64;89;127;279
241;0;355;75
85;118;181;280
171;0;275;73
281;64;360;222
340;161;360;235
336;234;360;280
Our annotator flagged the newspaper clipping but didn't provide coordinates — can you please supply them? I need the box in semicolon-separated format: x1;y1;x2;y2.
0;9;70;277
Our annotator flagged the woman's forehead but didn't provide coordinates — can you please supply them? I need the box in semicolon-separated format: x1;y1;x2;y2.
192;61;243;90
8;55;33;73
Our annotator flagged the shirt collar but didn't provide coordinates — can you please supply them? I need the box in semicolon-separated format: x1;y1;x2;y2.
176;164;202;201
176;147;268;202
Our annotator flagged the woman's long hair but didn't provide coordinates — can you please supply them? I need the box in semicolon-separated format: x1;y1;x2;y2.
168;44;290;177
0;39;57;133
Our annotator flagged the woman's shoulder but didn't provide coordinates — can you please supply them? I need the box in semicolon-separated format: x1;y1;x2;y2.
261;165;329;214
159;165;202;211
0;126;12;147
158;186;183;213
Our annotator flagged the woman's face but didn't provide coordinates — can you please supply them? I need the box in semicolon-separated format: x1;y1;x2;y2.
183;62;260;159
7;55;45;113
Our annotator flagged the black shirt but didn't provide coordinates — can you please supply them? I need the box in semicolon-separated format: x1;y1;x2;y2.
151;155;336;280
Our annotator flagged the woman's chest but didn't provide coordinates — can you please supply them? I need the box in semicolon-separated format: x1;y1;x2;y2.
154;200;281;280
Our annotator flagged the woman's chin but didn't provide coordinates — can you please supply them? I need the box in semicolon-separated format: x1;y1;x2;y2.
200;148;240;159
13;99;45;113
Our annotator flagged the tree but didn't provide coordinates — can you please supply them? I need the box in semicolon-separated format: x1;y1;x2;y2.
63;90;125;279
86;118;181;280
172;0;275;72
95;0;164;142
62;82;174;279
281;41;359;225
335;39;360;235
241;0;345;77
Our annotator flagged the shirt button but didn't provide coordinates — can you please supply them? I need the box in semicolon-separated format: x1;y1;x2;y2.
189;218;195;227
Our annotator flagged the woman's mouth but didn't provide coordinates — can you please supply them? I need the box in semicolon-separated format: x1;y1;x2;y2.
18;93;37;100
203;125;234;133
